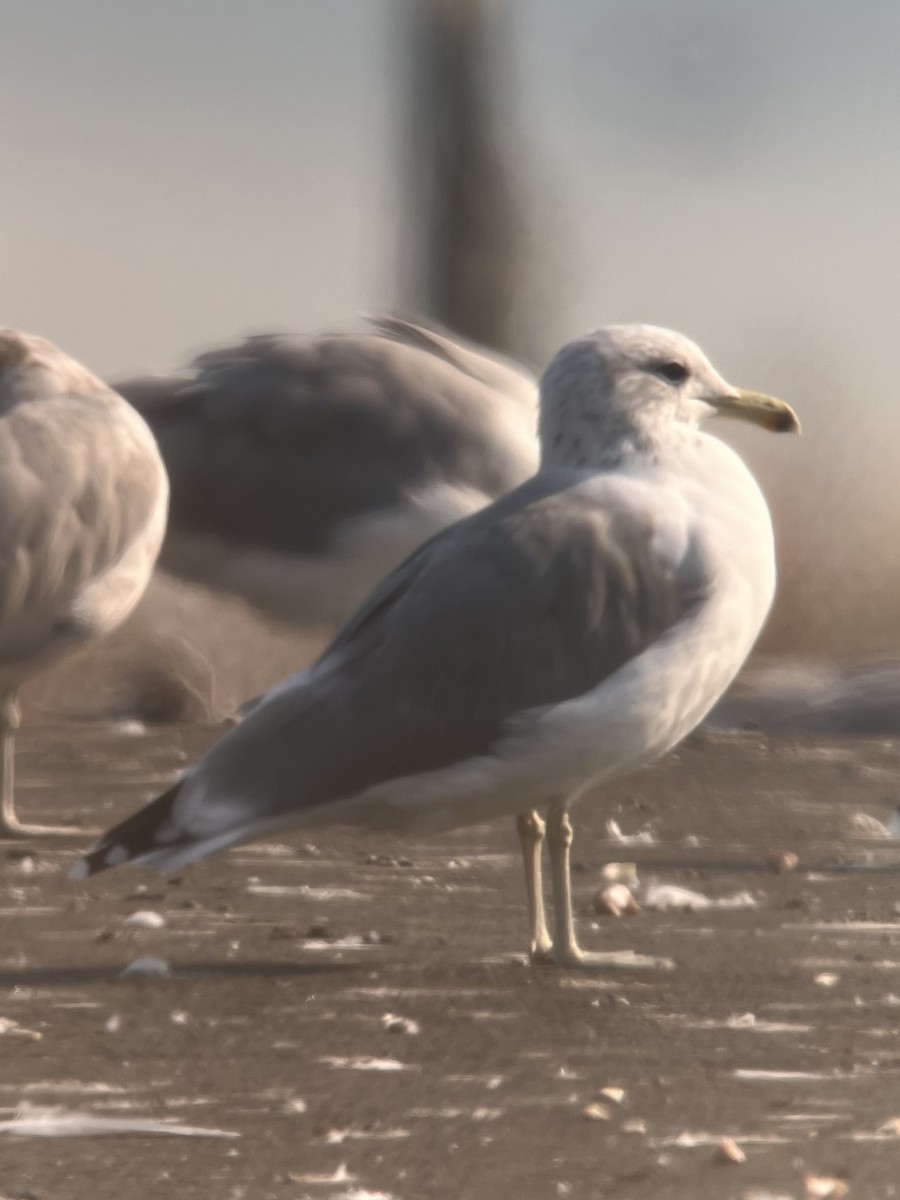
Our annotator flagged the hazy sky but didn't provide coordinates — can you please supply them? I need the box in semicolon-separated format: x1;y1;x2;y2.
4;0;900;651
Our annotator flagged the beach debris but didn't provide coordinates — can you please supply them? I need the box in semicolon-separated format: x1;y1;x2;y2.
119;956;171;978
0;1104;238;1139
288;1164;355;1185
320;1056;412;1072
716;1136;747;1164
593;884;640;917
123;910;165;928
643;884;757;911
814;973;840;988
849;812;892;838
582;1102;612;1121
766;850;799;874
605;819;655;845
803;1174;848;1199
380;1013;420;1036
600;862;638;884
0;1018;40;1041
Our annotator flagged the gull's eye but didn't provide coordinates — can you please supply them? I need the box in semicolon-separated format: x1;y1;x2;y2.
655;360;690;384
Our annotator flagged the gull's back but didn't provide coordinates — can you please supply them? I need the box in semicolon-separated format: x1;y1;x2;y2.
115;318;538;625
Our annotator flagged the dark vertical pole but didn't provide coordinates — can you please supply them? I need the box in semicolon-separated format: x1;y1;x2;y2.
400;0;525;355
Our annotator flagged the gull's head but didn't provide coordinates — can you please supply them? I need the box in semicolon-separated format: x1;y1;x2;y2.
539;324;799;467
0;328;108;404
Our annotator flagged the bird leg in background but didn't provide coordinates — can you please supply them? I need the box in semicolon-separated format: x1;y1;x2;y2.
516;809;554;963
545;804;674;971
0;695;82;838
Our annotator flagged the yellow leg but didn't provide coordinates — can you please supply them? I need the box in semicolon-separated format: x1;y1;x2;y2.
516;810;553;963
545;805;674;971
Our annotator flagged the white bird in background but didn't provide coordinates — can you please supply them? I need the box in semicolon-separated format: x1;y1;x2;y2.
114;317;538;629
0;330;168;838
76;325;798;969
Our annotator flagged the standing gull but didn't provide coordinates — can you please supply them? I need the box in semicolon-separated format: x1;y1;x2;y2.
115;317;538;627
0;331;168;838
74;325;798;967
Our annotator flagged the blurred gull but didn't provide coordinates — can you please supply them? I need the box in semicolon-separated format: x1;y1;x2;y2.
0;331;167;837
115;317;538;627
75;325;798;968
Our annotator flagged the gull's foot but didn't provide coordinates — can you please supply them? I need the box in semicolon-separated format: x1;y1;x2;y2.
0;817;90;840
528;936;556;966
553;946;676;971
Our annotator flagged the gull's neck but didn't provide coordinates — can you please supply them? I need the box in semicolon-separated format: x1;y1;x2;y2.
539;404;697;472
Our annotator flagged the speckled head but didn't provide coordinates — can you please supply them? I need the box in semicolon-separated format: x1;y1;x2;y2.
538;324;799;468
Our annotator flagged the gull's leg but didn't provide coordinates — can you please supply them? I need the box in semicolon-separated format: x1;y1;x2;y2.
545;804;674;971
516;810;553;963
0;695;83;838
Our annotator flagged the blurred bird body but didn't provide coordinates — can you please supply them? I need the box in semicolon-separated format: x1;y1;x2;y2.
0;329;168;836
116;318;538;626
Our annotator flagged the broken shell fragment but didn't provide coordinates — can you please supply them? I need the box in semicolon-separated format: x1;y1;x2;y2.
716;1136;746;1164
803;1174;848;1199
814;972;840;988
582;1102;612;1121
600;862;638;885
593;884;640;918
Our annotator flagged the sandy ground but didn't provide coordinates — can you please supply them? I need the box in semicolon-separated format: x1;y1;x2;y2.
2;724;900;1199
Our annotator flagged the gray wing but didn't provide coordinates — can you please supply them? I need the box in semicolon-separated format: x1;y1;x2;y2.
76;468;707;875
114;321;538;558
191;470;706;816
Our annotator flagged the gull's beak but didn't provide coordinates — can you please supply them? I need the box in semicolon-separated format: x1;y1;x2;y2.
708;389;800;434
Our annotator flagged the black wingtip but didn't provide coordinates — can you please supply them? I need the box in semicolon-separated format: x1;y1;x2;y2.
69;780;185;881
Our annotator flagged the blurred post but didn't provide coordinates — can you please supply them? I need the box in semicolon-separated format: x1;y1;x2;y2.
399;0;527;356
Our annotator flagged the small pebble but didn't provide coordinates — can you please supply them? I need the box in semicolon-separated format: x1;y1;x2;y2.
766;849;799;874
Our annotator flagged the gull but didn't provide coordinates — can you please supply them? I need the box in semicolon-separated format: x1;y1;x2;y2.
115;317;538;627
0;331;168;837
73;325;798;967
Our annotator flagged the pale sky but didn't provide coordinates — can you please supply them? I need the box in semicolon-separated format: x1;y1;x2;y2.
4;0;900;651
